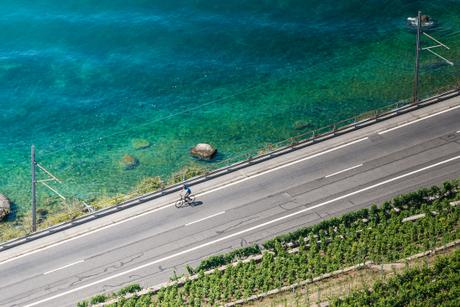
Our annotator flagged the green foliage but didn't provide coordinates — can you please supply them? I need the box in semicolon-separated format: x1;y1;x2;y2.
186;264;195;275
0;221;28;242
76;300;88;307
332;250;460;306
92;180;460;306
169;164;208;184
117;283;142;296
91;194;127;210
90;294;107;304
263;183;458;250
133;176;164;195
0;198;89;243
170;270;184;282
195;245;261;272
121;297;138;307
136;293;152;306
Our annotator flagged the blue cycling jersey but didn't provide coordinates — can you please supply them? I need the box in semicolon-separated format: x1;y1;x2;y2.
185;187;191;194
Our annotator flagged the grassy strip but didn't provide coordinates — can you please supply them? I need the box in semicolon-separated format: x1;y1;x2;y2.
82;179;460;306
331;249;460;306
0;164;207;244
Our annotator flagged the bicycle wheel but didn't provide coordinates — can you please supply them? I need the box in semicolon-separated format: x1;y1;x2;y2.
186;195;196;206
175;199;184;208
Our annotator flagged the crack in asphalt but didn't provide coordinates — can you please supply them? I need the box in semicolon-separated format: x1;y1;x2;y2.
68;253;144;288
102;253;144;274
215;216;258;235
278;201;298;211
285;136;451;198
278;196;308;211
68;273;100;288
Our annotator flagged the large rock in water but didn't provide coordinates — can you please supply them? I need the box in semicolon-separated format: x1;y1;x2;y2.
190;143;217;160
0;194;11;221
120;154;139;170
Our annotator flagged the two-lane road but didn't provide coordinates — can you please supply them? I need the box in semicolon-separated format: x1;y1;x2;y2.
1;101;460;307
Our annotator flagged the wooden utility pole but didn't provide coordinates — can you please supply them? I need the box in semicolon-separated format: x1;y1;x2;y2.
31;145;37;232
30;145;91;232
413;11;422;103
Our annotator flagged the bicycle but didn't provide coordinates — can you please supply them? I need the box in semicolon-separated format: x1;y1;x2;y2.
175;193;195;208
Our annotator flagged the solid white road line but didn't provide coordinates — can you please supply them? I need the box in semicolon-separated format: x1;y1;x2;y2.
378;104;460;135
325;164;363;178
23;154;460;307
43;260;84;276
457;130;460;134
0;137;368;267
185;211;225;226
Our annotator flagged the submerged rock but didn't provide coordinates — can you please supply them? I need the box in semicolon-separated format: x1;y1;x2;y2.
120;154;139;170
190;143;217;160
0;194;11;221
293;120;313;130
132;139;151;150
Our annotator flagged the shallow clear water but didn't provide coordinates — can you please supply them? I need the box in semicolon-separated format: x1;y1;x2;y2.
1;0;459;210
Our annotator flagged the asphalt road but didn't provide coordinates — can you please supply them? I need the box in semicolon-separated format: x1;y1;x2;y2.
1;101;460;307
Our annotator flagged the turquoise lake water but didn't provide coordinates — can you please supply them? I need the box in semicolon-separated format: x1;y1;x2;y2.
0;0;459;211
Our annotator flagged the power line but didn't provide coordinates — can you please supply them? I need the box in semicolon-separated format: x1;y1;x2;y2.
31;145;95;232
40;83;265;157
413;11;454;103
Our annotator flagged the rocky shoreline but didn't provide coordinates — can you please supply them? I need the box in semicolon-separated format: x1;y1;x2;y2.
0;194;10;221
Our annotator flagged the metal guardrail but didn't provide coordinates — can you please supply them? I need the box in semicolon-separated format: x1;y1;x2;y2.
1;88;459;252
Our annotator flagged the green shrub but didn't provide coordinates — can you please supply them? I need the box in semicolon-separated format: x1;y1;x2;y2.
332;250;460;306
195;245;261;272
117;283;142;296
91;194;128;210
136;293;152;305
122;297;138;307
90;294;107;304
169;164;208;184
76;301;88;307
186;264;195;275
133;176;164;195
0;222;28;242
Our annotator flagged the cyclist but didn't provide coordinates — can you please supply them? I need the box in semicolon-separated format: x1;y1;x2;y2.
183;184;192;203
